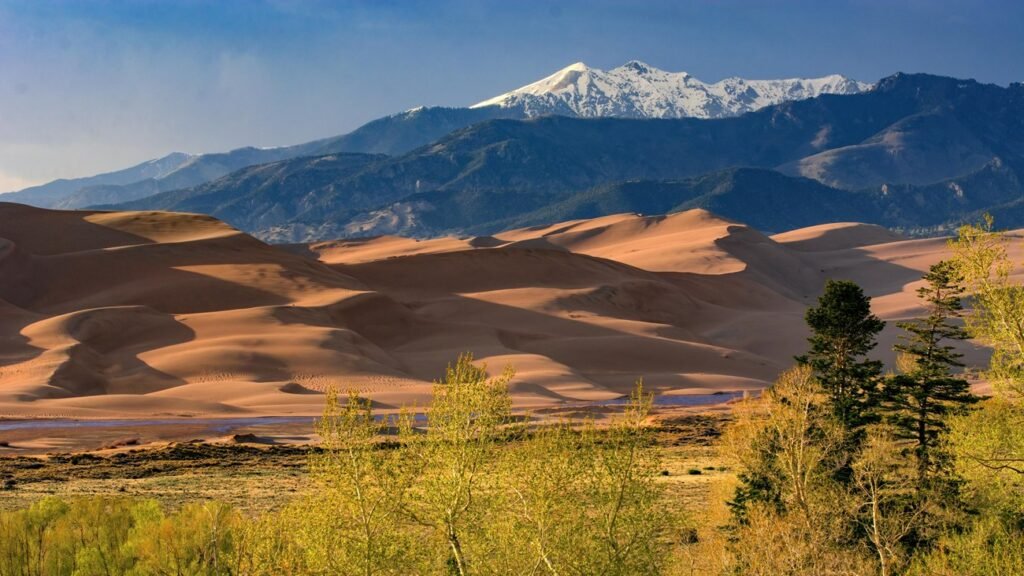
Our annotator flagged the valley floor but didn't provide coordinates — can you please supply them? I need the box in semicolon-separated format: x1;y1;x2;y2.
0;408;731;514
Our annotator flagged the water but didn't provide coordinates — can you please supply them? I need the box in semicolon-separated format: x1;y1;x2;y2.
0;392;754;433
0;416;314;433
593;391;751;407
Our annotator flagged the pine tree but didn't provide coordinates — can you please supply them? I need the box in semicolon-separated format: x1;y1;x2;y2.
797;279;886;435
882;261;978;484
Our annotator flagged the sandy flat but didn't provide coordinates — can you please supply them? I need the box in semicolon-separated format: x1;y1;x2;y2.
0;203;1012;428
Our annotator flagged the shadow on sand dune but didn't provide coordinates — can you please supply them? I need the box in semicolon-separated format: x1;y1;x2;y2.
0;204;362;403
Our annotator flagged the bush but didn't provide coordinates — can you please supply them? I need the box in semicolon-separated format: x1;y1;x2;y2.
0;497;240;576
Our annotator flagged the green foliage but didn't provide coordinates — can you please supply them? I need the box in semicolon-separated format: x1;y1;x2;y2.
301;390;418;575
491;420;599;574
947;397;1024;514
491;382;671;575
719;220;1024;575
723;377;878;575
128;501;241;575
233;506;311;575
0;496;71;576
248;353;668;576
851;425;924;576
401;353;514;575
881;261;978;484
0;497;240;576
948;219;1024;517
797;279;886;435
724;366;844;525
950;215;1024;396
907;514;1024;576
584;382;671;575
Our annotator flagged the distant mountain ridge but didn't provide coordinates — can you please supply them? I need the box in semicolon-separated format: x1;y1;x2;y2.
3;61;868;209
473;60;871;119
3;152;194;207
5;138;364;210
111;73;1024;242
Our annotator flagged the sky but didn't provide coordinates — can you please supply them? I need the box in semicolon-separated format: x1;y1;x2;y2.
2;0;1023;192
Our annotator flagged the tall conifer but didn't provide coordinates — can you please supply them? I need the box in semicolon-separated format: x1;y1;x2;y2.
797;279;886;435
882;261;977;484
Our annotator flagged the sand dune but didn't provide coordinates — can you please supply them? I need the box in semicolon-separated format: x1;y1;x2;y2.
0;203;1010;419
772;222;906;251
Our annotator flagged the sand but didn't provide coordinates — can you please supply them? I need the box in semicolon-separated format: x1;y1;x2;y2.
0;203;1012;433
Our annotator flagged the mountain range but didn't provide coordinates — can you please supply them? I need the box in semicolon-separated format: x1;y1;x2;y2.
2;62;868;210
108;73;1024;241
4;65;1023;243
473;60;870;119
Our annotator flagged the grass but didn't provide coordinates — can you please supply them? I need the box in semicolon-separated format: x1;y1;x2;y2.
652;414;733;511
0;413;734;515
0;442;310;513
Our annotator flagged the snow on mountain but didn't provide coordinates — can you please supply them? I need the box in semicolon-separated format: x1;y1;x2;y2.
472;60;872;119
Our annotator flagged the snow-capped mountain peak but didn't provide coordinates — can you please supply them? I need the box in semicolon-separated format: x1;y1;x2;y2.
614;60;672;76
471;61;871;119
473;62;591;105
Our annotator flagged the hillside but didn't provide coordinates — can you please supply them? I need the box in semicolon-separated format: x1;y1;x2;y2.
111;73;1024;241
0;62;879;211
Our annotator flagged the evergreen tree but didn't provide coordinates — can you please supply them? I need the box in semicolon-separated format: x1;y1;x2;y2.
797;280;886;435
882;261;978;484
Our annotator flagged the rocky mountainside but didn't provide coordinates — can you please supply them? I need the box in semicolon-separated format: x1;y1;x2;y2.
111;73;1024;241
3;62;867;210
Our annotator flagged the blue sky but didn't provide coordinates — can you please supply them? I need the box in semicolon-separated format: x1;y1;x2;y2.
2;0;1023;191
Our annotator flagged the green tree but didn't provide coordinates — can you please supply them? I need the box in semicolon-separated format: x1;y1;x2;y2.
495;419;597;575
724;366;844;525
402;353;513;576
947;397;1024;511
584;381;671;575
851;426;923;576
882;261;978;485
722;367;875;575
0;497;70;576
907;514;1024;576
486;381;670;576
949;215;1024;395
233;506;311;575
127;501;240;576
948;218;1024;497
298;390;420;575
58;497;137;575
797;279;886;436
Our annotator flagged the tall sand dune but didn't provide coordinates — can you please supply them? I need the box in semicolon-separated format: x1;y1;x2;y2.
0;203;1010;418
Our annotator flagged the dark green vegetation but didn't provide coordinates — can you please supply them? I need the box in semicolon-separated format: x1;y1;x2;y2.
0;442;310;514
103;73;1024;241
798;279;886;434
883;262;977;484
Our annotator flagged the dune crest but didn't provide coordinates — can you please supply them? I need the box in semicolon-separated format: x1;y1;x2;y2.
0;203;1007;418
